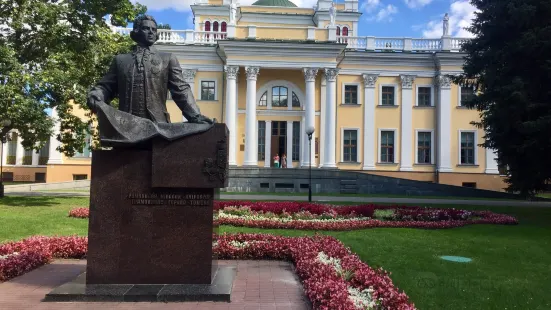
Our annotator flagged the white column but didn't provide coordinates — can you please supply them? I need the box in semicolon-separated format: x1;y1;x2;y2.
15;135;24;165
362;74;378;170
47;108;63;165
31;149;39;166
436;75;453;172
302;68;318;167
286;121;293;168
485;148;499;174
264;121;272;168
300;116;305;166
323;68;339;168
243;66;260;166
319;75;326;167
1;141;7;166
400;75;415;171
224;66;239;166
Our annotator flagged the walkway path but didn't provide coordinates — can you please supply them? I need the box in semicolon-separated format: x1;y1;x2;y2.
0;259;309;310
6;191;551;207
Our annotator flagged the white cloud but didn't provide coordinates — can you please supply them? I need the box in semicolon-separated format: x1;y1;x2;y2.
369;4;398;22
132;0;192;12
360;0;381;13
421;0;477;38
404;0;433;9
133;0;318;11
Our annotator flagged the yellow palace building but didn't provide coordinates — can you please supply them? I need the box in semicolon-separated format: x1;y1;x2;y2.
1;0;507;191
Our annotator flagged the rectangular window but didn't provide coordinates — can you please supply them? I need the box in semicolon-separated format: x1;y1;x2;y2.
258;121;266;161
292;122;300;161
74;133;91;158
417;87;432;107
460;86;475;106
200;81;215;101
73;174;88;181
38;141;49;165
344;85;358;105
381;86;395;106
7;132;17;165
23;149;33;165
462;182;477;188
343;130;358;162
460;132;476;164
417;132;432;164
380;131;395;163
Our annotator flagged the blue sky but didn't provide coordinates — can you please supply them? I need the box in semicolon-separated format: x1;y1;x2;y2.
130;0;476;38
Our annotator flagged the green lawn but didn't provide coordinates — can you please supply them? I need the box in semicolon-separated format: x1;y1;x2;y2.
1;196;550;309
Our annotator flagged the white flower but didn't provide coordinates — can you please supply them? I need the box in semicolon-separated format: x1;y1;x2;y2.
348;286;381;310
0;252;20;260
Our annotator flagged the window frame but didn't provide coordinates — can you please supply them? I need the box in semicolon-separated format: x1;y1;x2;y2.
378;129;397;164
458;85;476;107
340;128;360;163
378;84;398;106
199;79;217;101
271;86;289;108
292;92;301;108
458;130;478;165
341;83;360;105
415;129;434;165
258;91;268;106
415;85;434;107
258;121;266;161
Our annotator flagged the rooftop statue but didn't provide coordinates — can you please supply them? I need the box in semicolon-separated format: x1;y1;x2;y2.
87;15;215;147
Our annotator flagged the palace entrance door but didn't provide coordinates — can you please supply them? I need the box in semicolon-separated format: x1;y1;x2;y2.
270;121;287;167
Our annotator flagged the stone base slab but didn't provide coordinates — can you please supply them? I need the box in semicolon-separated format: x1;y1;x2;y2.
44;266;235;302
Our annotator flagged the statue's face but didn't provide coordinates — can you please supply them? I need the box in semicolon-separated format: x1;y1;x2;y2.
135;20;157;46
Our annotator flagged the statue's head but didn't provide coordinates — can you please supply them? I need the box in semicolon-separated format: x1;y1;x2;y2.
130;15;158;46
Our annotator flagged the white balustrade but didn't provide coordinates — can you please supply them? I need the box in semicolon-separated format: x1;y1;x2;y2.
411;39;441;51
111;27;470;51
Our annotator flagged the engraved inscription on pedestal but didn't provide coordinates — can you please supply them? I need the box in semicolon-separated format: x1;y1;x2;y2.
127;192;213;206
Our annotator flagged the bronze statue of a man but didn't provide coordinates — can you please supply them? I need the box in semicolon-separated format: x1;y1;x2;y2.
87;15;214;146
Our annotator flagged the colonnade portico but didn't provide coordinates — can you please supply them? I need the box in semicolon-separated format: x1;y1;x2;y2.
223;65;339;168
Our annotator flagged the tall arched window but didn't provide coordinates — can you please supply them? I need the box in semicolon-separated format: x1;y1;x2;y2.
258;91;267;106
336;26;341;36
213;21;219;32
342;27;349;36
221;21;227;39
292;92;300;107
204;21;211;31
272;86;288;107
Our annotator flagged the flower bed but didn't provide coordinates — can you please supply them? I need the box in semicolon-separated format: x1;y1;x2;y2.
68;207;89;219
1;234;414;309
215;233;415;309
69;201;518;230
214;201;517;230
0;236;87;282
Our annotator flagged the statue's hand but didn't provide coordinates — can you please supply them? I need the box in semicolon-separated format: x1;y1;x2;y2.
87;93;103;113
188;114;216;124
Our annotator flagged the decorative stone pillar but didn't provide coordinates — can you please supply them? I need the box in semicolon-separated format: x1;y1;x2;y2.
485;148;499;174
15;134;24;166
224;66;239;166
32;149;39;166
362;74;378;170
323;68;339;168
286;121;293;168
319;75;327;168
400;75;415;171
243;66;260;166
264;121;272;168
302;68;318;167
436;75;453;173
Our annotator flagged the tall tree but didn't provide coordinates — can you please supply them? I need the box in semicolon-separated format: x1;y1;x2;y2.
454;0;551;197
0;0;146;155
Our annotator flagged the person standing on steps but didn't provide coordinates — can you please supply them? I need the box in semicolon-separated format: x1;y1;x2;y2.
282;153;287;168
273;154;280;168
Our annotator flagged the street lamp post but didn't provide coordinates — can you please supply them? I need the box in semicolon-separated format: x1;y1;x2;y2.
306;126;315;202
0;119;12;198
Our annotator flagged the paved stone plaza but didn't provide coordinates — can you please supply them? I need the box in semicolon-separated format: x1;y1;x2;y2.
0;260;310;310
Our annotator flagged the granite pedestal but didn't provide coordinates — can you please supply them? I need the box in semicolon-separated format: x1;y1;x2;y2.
45;124;232;302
